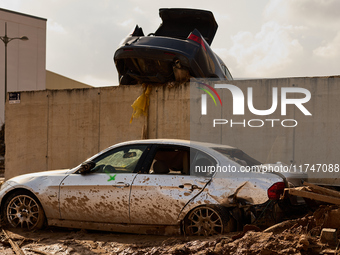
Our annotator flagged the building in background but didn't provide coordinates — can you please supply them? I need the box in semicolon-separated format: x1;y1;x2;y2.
0;8;46;124
0;8;93;174
0;8;93;125
46;70;92;90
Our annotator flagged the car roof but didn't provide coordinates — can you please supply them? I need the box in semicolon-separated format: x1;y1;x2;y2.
86;139;232;164
114;139;236;151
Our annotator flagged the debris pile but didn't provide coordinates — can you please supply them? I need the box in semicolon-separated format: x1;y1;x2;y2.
2;183;340;254
122;206;340;254
1;205;340;254
286;182;340;205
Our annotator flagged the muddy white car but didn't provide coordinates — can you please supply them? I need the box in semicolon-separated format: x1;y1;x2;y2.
0;139;305;235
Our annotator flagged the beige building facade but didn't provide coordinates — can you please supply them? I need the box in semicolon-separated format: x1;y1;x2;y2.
0;8;93;125
0;8;47;124
46;70;92;90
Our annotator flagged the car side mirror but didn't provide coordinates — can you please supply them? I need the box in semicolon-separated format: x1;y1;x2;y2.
78;161;96;174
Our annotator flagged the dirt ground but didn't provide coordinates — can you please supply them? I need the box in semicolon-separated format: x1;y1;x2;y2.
2;227;226;255
1;205;339;255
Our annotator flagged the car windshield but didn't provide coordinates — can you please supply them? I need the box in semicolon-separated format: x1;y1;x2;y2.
210;147;261;167
91;145;148;173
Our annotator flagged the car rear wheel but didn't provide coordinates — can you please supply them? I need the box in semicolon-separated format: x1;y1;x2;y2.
4;191;45;230
184;205;234;236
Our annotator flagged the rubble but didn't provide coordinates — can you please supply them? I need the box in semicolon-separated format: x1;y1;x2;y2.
1;229;24;255
285;182;340;205
1;183;340;254
320;228;337;245
1;204;339;254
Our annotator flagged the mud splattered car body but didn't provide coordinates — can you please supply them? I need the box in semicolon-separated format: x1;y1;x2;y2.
0;139;305;235
114;8;233;85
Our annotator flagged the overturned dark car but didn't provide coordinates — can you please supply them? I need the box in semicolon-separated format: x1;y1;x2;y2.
114;8;233;85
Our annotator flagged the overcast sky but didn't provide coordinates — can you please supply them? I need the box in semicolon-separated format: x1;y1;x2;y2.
0;0;339;87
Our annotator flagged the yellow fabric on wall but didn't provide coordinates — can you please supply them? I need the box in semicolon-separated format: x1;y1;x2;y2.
130;84;152;123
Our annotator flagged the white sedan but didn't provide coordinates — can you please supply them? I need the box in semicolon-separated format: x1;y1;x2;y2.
0;139;304;235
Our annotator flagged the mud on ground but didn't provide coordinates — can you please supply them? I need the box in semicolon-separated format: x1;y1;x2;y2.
0;227;336;255
1;205;340;255
3;227;227;255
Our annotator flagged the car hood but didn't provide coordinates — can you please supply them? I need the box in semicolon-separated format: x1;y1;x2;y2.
154;8;218;46
6;169;70;184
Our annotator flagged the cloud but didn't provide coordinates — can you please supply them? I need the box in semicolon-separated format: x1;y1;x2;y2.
119;19;134;27
313;32;340;58
214;12;231;22
47;20;66;34
226;21;303;78
264;0;340;29
260;0;340;77
2;0;339;84
133;7;144;14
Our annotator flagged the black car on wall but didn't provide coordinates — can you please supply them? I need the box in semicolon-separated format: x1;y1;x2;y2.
114;8;233;85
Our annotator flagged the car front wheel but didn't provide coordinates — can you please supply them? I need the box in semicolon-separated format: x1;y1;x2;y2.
184;205;235;236
4;191;45;230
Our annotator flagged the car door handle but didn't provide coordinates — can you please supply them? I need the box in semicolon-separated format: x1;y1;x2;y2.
179;184;202;191
179;183;192;188
113;182;130;187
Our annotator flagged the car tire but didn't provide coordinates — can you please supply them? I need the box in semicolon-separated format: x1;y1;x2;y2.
184;205;235;236
3;191;46;230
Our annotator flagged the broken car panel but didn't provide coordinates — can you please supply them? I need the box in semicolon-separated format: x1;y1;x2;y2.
0;139;306;235
114;8;233;85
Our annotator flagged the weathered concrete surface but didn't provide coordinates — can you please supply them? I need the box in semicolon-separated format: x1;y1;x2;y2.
148;84;190;139
5;84;190;179
46;88;101;170
235;77;340;170
5;76;340;183
190;76;340;184
5;90;48;177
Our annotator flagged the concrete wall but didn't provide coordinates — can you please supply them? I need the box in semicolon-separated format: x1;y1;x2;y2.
5;76;340;182
190;76;340;184
5;84;190;179
0;8;47;124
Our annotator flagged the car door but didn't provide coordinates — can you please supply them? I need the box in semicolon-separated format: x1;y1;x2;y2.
129;145;214;225
59;144;149;223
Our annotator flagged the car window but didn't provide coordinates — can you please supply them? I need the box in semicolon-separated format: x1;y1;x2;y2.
92;145;148;174
147;146;190;175
211;147;261;167
144;145;216;176
190;149;216;177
